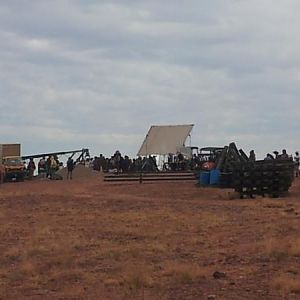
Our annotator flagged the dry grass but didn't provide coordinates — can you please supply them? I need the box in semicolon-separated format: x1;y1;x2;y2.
162;262;211;284
262;201;286;209
273;274;300;294
0;178;299;299
3;246;22;263
290;239;300;257
6;269;28;282
124;271;152;290
264;238;300;261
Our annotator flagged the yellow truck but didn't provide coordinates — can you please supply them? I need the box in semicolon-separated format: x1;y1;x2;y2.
0;144;25;182
2;156;25;182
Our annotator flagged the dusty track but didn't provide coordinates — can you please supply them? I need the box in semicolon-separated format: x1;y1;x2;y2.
0;175;299;299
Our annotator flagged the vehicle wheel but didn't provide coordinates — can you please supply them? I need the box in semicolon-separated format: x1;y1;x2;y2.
18;176;25;182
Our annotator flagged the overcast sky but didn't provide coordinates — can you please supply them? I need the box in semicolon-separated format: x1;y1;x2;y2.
1;0;300;158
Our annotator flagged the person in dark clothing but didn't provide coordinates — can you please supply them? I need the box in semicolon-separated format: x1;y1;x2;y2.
136;157;143;172
150;155;158;171
92;156;101;171
38;156;46;176
46;156;51;178
249;150;256;162
113;151;122;171
27;158;36;179
280;149;289;159
99;154;106;172
264;153;274;160
67;157;74;180
273;151;279;159
294;151;300;177
121;155;131;172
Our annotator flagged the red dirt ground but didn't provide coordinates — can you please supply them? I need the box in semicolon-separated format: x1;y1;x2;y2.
0;174;299;299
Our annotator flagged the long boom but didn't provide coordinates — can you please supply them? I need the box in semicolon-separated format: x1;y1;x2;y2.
22;148;89;160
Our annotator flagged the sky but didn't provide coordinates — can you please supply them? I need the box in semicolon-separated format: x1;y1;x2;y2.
1;0;300;159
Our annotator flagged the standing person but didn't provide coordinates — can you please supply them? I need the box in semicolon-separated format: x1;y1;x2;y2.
91;156;100;171
280;149;289;159
84;158;90;168
89;158;94;169
49;156;57;179
99;154;106;172
27;158;36;180
46;156;51;178
38;156;46;177
249;150;256;162
294;151;300;177
264;153;274;160
67;157;74;180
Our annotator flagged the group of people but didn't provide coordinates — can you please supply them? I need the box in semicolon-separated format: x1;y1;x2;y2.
84;151;158;173
164;152;189;171
25;155;62;179
22;148;300;180
264;149;290;161
264;149;300;177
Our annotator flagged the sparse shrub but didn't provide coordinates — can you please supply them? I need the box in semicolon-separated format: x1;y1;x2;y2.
7;270;27;282
163;262;208;284
123;264;153;292
269;249;289;262
177;271;193;284
128;274;144;290
265;238;300;261
265;239;288;261
273;275;300;294
25;246;49;259
103;250;121;260
103;278;122;286
290;239;300;257
4;246;21;263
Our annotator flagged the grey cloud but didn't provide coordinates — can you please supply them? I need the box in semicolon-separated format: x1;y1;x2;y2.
1;1;300;158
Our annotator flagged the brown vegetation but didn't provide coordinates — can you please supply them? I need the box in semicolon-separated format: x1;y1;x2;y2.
0;175;299;299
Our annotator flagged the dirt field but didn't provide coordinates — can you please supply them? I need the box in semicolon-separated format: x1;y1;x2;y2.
0;174;299;299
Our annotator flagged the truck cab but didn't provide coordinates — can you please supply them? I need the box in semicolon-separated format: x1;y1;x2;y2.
2;156;25;182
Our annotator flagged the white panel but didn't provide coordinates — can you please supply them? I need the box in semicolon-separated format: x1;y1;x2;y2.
137;124;194;156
